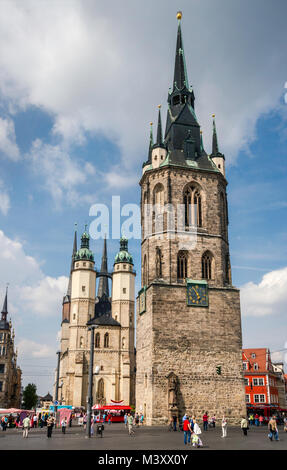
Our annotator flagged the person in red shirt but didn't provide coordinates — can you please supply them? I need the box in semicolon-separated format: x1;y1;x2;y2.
203;412;209;431
183;416;192;445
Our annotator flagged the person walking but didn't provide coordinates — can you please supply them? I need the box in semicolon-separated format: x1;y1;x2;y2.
140;413;144;426
249;413;254;426
183;416;192;445
124;413;128;428
211;416;216;428
241;416;249;436
192;419;203;447
33;414;38;429
22;415;30;438
127;413;134;436
221;416;227;438
47;415;55;438
202;412;209;431
254;413;259;426
259;415;264;426
268;416;279;441
283;416;287;432
61;417;67;434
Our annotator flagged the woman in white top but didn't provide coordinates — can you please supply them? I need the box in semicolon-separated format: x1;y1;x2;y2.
192;419;203;447
222;416;227;437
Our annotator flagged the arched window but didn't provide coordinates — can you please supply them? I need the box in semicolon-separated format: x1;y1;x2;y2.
95;333;100;348
177;251;188;279
156;247;162;278
80;337;84;348
153;183;164;207
122;337;126;348
202;252;213;280
143;255;147;286
104;333;109;348
184;186;202;227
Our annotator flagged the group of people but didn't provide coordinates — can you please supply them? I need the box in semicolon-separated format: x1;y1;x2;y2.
182;415;203;447
124;412;144;435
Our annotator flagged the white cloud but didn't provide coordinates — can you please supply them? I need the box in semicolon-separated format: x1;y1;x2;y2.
0;117;19;161
240;267;287;317
0;0;285;171
17;339;55;359
17;275;68;317
28;139;95;206
0;180;10;215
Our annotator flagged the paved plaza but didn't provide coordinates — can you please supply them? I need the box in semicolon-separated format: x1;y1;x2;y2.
0;423;286;450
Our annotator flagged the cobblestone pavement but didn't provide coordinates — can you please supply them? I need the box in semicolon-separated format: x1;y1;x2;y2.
0;423;286;450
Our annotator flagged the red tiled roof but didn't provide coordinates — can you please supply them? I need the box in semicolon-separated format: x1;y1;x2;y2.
242;348;270;373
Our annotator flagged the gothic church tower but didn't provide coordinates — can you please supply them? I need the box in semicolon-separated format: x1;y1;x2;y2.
136;12;246;425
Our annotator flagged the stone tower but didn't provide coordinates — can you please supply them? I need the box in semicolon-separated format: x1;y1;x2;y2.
112;237;136;405
136;13;246;425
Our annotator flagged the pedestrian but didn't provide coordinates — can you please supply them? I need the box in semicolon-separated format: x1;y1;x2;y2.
183;415;191;445
90;416;95;437
268;416;279;441
249;413;254;426
83;413;87;430
140;413;144;426
124;413;128;428
241;416;249;436
61;417;67;434
189;416;195;432
46;415;55;438
127;413;134;436
254;413;259;426
135;412;140;427
22;415;30;438
202;412;209;431
192;419;203;447
211;415;216;428
259;415;264;426
283;416;287;433
172;414;177;432
221;416;227;438
33;414;38;428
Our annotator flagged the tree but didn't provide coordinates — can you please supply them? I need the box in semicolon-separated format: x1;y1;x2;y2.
22;383;37;410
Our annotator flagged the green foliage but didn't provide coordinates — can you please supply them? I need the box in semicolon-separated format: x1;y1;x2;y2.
22;383;37;410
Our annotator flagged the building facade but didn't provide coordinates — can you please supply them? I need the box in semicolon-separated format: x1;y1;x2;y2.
58;230;136;408
135;13;246;425
0;288;22;408
243;348;287;412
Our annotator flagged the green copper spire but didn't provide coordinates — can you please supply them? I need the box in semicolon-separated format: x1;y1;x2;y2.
114;236;133;265
74;226;94;262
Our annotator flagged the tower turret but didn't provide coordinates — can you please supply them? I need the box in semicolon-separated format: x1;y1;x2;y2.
210;114;225;176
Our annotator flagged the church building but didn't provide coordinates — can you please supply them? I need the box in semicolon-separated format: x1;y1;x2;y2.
58;230;136;408
136;12;246;425
0;288;22;408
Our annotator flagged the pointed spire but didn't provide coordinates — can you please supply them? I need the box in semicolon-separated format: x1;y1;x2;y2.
173;12;189;90
156;105;163;146
97;236;109;298
1;285;8;322
147;122;154;161
200;130;207;156
66;226;77;299
212;114;219;155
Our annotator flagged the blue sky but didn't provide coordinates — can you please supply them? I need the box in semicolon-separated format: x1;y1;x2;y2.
0;0;286;395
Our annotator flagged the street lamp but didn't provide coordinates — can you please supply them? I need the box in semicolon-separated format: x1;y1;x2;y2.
86;324;99;438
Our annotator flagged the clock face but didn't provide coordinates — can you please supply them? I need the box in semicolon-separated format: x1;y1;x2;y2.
187;282;208;307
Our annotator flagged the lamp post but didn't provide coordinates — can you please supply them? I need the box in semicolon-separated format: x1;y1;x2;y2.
86;324;99;438
55;351;61;417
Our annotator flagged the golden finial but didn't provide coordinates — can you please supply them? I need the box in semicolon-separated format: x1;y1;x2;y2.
212;114;215;118
177;11;182;20
158;105;161;109
150;122;153;126
200;130;203;134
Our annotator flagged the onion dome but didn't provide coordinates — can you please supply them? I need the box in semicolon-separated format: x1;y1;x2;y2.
74;226;94;262
114;236;133;265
